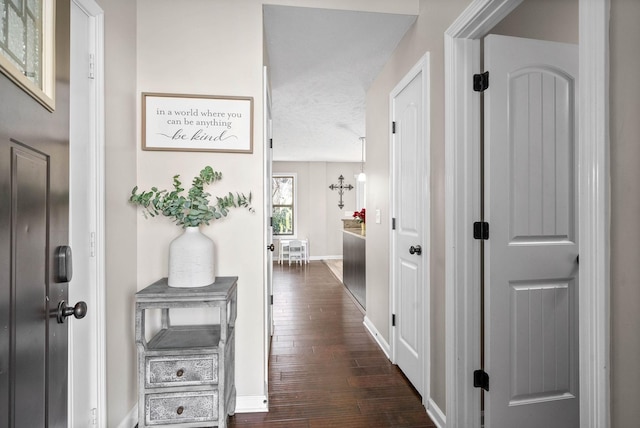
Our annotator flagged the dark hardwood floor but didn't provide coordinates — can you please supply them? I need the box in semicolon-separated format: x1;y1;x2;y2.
229;261;435;427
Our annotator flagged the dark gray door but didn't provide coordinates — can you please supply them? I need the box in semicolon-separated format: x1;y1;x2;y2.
0;1;71;426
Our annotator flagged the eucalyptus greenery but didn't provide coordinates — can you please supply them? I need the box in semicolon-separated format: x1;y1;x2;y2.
130;166;253;228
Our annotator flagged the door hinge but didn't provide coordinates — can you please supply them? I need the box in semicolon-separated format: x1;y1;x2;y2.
90;231;96;257
392;121;397;134
270;138;273;149
392;314;396;327
473;369;489;391
270;295;273;305
270;216;273;227
88;53;95;80
392;218;396;230
473;71;489;92
473;221;489;240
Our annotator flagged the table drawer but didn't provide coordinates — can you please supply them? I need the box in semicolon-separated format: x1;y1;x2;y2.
146;391;218;425
146;355;218;388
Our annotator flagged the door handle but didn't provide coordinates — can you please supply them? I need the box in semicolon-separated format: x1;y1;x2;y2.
267;244;275;252
409;245;422;255
56;301;87;323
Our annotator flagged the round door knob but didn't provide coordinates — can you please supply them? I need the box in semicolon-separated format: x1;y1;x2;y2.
56;300;87;324
177;406;184;415
176;369;184;377
267;244;275;252
409;245;422;256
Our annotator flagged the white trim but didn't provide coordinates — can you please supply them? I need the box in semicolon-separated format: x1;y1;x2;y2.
444;31;483;428
427;397;446;428
444;0;610;427
236;395;269;413
578;1;610;427
363;316;391;359
389;53;431;404
116;405;137;428
68;0;106;427
262;64;272;412
317;255;343;261
93;9;107;428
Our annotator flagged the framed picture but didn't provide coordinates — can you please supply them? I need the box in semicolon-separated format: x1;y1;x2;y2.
0;0;56;111
142;93;254;153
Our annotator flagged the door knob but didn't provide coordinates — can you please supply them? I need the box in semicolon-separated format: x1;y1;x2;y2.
56;300;87;323
267;244;275;252
409;245;422;255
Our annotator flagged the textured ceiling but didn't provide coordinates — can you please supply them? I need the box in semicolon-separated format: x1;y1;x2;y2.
264;6;416;162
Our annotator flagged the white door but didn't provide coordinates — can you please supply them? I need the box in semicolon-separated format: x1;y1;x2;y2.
391;56;429;396
484;35;579;428
69;1;104;426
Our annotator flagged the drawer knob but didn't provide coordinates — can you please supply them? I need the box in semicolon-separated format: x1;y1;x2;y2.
177;406;184;415
176;369;184;377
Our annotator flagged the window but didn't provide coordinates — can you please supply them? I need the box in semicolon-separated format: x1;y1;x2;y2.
272;174;295;235
0;0;55;110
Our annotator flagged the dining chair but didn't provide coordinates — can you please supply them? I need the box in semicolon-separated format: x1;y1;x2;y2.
279;240;290;264
288;240;304;266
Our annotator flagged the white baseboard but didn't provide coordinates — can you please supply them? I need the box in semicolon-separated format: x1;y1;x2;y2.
363;316;391;359
362;318;445;428
118;395;268;427
117;405;137;428
235;395;269;413
312;255;343;261
427;397;446;428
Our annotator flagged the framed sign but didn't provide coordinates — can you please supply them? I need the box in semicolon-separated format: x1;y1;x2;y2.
142;93;254;153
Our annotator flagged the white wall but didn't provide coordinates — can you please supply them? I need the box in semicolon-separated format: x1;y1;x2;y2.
136;0;267;401
273;161;361;258
491;0;578;43
97;0;139;423
365;0;473;410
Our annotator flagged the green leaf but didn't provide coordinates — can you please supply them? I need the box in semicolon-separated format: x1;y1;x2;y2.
128;165;254;227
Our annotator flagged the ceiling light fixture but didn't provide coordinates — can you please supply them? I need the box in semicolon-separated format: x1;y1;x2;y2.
357;137;366;182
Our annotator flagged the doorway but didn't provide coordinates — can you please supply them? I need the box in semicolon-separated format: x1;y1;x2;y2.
444;1;610;427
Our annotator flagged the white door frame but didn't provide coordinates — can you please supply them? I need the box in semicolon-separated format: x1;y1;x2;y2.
443;1;610;427
69;0;106;426
389;53;431;408
262;65;273;411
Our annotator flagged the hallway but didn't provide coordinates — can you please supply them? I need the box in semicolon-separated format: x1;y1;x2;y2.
230;261;434;427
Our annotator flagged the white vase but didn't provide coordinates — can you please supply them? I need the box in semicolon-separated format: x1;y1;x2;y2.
168;227;215;287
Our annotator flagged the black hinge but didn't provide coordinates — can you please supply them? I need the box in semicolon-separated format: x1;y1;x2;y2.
473;221;489;240
473;369;489;391
392;121;397;134
270;216;273;227
473;71;489;92
392;218;396;230
270;295;273;305
270;138;273;149
392;314;396;327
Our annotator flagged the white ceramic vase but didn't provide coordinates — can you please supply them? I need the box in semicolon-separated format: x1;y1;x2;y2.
168;226;215;287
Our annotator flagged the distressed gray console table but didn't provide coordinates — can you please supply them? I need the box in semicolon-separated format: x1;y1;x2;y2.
135;277;237;427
